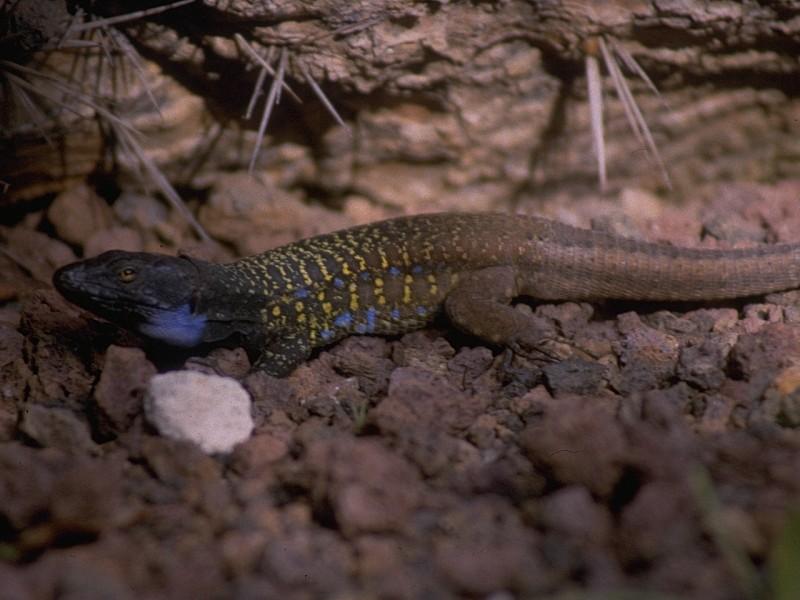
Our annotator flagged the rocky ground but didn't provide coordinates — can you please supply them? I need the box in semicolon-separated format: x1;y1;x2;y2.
3;1;800;597
2;180;800;599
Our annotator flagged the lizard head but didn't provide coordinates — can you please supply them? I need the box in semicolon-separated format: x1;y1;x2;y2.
53;250;209;347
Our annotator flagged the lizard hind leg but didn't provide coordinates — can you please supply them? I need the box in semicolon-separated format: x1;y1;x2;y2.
443;266;566;361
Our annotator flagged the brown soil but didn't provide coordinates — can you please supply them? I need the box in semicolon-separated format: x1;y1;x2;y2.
3;181;800;599
3;1;800;598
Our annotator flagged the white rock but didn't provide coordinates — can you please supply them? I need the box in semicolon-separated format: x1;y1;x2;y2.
144;371;254;454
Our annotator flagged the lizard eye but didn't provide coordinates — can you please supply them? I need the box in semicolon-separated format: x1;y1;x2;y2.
118;267;137;283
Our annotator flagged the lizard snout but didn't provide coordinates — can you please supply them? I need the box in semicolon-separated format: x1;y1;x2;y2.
53;262;84;296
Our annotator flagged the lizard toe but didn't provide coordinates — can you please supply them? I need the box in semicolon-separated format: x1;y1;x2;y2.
510;335;576;363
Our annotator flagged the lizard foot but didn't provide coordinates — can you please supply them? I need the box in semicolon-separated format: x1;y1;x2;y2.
509;339;563;362
509;335;582;363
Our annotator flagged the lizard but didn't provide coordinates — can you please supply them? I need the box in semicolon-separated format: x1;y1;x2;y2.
52;212;800;377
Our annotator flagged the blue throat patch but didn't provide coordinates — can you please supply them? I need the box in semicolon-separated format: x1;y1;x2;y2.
138;303;207;347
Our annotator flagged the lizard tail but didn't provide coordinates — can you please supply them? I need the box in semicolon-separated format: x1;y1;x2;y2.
524;223;800;301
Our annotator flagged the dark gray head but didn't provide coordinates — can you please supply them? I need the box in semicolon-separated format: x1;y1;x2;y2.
53;250;208;347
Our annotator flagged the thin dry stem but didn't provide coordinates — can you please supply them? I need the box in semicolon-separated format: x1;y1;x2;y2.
599;37;644;147
50;40;99;50
234;34;301;104
585;52;606;191
110;117;210;241
114;120;148;184
2;67;98;126
245;66;268;119
181;121;224;182
244;47;274;120
3;60;209;241
72;0;196;33
62;13;91;100
296;57;350;132
599;37;671;188
9;80;55;146
248;47;287;174
105;25;163;118
610;39;664;103
54;7;86;49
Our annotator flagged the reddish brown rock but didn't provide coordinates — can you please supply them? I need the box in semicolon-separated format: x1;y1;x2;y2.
3;227;75;284
230;432;290;475
47;183;114;247
19;291;100;411
329;335;394;397
542;357;608;396
259;527;355;594
538;486;612;545
0;444;129;555
84;226;143;257
302;435;423;536
614;312;681;393
0;325;25;440
185;346;251;379
519;395;626;497
433;497;547;595
18;404;99;454
731;322;800;381
92;345;157;439
373;366;489;436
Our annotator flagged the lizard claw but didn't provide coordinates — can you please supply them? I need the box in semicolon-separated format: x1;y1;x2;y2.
509;335;577;363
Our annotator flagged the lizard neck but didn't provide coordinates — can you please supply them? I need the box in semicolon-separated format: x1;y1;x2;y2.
132;256;219;347
137;302;208;347
191;260;280;344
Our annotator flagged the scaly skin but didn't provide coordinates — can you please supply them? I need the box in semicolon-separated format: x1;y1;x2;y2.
53;213;800;376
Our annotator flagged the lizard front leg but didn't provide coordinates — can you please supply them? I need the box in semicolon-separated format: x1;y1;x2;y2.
443;266;569;360
246;331;312;377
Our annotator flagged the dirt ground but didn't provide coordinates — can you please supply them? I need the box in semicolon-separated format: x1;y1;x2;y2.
3;1;800;598
1;180;800;599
